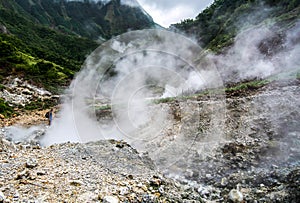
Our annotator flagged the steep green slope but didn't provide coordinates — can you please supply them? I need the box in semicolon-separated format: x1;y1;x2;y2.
0;10;98;92
173;0;300;52
0;0;155;93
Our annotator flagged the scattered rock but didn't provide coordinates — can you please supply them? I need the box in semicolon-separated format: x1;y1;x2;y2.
229;185;243;203
0;79;299;202
36;170;47;176
0;191;6;202
102;195;119;203
221;177;228;186
69;180;84;186
150;176;162;187
0;77;58;125
0;141;202;202
15;169;30;180
25;158;38;168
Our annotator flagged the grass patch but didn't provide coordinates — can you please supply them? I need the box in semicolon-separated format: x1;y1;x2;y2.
0;99;14;118
95;104;111;111
225;80;270;92
153;79;270;104
153;97;177;104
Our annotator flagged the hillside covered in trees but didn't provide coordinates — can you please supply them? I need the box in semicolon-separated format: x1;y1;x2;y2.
0;0;155;92
173;0;300;52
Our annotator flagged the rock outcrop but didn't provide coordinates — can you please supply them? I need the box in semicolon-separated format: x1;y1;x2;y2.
0;77;58;107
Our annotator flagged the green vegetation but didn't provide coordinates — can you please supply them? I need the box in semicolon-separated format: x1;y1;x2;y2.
153;97;177;104
9;0;154;40
225;80;270;92
154;68;300;104
85;69;300;109
95;105;112;111
0;99;14;118
0;0;299;116
23;99;56;111
0;0;155;94
173;0;300;52
0;84;4;91
0;35;77;93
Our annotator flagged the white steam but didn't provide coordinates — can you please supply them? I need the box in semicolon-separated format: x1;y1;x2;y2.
41;29;223;147
216;21;300;83
23;10;300;179
2;125;45;143
41;18;300;148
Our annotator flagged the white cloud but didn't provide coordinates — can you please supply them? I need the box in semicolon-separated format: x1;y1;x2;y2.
64;0;214;27
137;0;214;27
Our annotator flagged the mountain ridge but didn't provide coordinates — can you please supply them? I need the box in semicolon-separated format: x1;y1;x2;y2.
2;0;155;40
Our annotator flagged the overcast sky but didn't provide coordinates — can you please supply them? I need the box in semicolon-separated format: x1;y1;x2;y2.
136;0;215;27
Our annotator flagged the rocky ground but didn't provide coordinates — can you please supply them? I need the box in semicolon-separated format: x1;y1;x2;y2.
0;78;300;202
0;138;203;202
0;77;59;127
95;78;300;202
0;109;51;128
161;79;300;203
169;79;300;203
